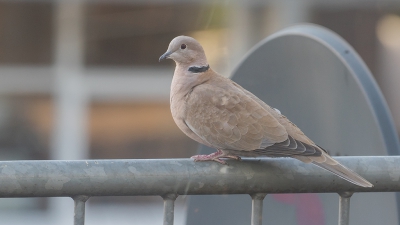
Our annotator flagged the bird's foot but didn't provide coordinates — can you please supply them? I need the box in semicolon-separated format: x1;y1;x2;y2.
191;150;241;165
191;154;227;164
222;155;242;161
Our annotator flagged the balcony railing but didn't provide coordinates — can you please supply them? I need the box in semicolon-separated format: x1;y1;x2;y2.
1;156;399;225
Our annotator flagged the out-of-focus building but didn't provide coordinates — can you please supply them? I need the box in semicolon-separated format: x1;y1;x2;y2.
0;1;399;224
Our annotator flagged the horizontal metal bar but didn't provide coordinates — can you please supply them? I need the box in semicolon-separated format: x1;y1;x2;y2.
0;156;398;197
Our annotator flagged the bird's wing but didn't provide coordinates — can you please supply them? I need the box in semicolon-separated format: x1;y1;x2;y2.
184;82;288;151
230;81;315;145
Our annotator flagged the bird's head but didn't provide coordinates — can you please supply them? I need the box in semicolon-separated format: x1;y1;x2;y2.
159;36;208;67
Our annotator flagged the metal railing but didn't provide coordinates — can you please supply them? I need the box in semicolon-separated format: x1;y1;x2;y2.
1;156;399;225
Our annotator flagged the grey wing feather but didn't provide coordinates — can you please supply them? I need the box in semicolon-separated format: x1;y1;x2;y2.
253;135;322;157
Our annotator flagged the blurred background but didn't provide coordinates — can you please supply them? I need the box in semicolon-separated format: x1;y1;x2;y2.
0;0;399;224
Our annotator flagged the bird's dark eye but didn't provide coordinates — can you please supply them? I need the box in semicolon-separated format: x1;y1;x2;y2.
180;44;187;49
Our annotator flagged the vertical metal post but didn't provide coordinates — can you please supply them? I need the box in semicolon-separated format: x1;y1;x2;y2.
73;195;89;225
338;192;353;225
250;193;267;225
162;194;178;225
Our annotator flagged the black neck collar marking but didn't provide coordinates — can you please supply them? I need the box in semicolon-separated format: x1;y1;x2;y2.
188;65;210;73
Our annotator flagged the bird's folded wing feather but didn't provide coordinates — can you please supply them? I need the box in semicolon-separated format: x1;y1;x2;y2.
184;82;288;151
230;81;315;145
255;135;322;157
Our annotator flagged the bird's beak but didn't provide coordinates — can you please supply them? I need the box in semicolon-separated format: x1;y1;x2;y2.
159;51;172;62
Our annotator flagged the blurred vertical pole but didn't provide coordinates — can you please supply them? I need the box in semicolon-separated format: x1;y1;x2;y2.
227;4;256;74
50;2;88;225
227;1;310;75
263;0;311;36
52;1;88;160
377;47;400;147
376;19;400;224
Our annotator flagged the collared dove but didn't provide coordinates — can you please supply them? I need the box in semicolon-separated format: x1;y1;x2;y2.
159;36;373;188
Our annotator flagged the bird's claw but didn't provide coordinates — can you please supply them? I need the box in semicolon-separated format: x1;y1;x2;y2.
191;151;241;165
191;155;227;164
223;155;241;161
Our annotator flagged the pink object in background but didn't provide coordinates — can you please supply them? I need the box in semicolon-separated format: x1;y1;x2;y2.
272;194;325;225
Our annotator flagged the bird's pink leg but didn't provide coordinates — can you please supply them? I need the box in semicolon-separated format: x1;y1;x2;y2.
191;150;241;165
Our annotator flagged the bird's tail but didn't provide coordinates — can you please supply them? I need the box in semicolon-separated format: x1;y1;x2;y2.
311;154;373;188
